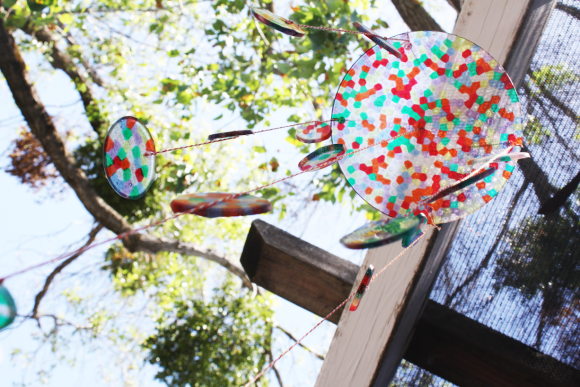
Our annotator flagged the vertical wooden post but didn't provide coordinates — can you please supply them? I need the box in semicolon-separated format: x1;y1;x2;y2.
315;1;557;386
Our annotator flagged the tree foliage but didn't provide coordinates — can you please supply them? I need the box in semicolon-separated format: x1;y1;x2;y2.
0;0;395;384
144;279;274;387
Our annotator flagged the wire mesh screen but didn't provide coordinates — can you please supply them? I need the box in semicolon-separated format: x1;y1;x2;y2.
391;1;580;385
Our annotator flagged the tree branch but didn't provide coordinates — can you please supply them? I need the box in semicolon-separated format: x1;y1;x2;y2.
134;234;253;288
21;22;105;134
0;19;252;288
391;0;444;32
57;25;106;88
266;326;285;387
274;325;325;361
31;223;104;319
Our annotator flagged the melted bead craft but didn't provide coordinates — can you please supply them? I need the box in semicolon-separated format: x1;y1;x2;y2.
295;121;332;144
103;117;157;200
353;22;402;59
170;193;272;218
208;130;253;141
298;144;346;171
0;283;16;330
103;118;338;200
419;166;497;207
251;8;410;59
401;213;427;248
340;216;422;249
467;151;530;166
331;31;523;224
350;265;374;311
250;8;306;37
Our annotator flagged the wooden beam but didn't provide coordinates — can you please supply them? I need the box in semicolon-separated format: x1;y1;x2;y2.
313;222;459;387
406;301;580;387
315;1;558;385
240;220;580;387
240;219;358;324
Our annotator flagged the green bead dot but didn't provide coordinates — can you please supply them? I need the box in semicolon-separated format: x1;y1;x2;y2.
117;148;127;161
132;146;141;159
141;165;149;178
106;154;113;167
122;129;133;141
374;95;386;107
129;186;141;198
123;169;132;181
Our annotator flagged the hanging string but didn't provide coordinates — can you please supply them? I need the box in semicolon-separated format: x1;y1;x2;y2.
147;119;335;156
292;23;410;42
148;117;413;156
0;129;420;281
243;226;432;387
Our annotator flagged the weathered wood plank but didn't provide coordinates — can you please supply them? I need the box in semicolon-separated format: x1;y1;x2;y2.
240;220;580;387
240;219;358;324
314;222;460;387
453;0;530;65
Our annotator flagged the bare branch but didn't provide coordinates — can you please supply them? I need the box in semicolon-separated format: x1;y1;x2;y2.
20;22;105;134
31;223;104;319
56;25;106;88
134;234;253;289
271;362;284;387
391;0;444;32
266;326;285;387
0;19;252;288
275;325;325;361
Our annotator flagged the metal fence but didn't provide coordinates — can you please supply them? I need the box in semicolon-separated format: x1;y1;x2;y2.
393;1;580;384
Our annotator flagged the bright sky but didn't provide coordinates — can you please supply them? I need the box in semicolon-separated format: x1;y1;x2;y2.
0;1;457;386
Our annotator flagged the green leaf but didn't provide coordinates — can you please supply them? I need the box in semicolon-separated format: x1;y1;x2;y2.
276;62;291;74
58;13;73;25
176;89;193;105
27;0;53;12
253;146;266;153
